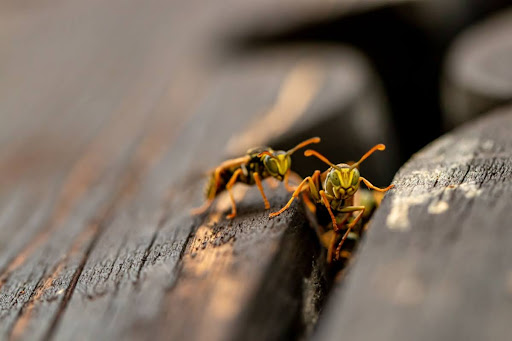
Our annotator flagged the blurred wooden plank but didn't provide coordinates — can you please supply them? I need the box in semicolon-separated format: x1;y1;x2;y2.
222;44;399;184
227;1;511;162
0;0;403;339
315;104;512;341
443;8;512;128
0;1;208;339
0;18;389;340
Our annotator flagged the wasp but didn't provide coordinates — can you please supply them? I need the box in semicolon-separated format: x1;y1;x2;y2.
307;189;382;264
191;137;321;219
269;144;394;262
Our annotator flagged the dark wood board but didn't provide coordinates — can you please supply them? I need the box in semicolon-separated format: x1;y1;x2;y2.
0;0;393;338
315;104;512;341
46;45;389;341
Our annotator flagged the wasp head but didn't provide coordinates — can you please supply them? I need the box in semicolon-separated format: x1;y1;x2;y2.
304;144;387;199
258;137;320;181
324;164;360;199
261;150;291;181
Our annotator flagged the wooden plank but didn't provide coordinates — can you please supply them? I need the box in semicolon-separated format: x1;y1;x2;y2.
48;45;389;341
0;6;391;336
315;104;512;341
0;0;402;339
0;1;209;339
443;8;512;128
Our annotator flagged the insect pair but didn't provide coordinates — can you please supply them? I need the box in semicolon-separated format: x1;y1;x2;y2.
192;138;393;262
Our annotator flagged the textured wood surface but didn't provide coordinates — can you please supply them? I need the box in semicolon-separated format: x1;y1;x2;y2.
315;105;512;341
0;1;397;339
443;8;512;128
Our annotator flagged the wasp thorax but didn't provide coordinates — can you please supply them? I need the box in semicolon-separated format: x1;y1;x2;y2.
262;151;291;180
324;165;360;199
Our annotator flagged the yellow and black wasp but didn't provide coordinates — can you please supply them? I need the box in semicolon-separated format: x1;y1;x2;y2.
270;144;394;262
191;137;320;219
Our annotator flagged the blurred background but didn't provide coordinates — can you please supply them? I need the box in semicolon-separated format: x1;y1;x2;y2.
2;0;511;186
1;0;512;340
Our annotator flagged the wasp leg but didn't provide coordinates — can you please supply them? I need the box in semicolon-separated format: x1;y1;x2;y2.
360;177;394;192
334;206;365;256
319;190;339;231
302;192;316;214
344;206;365;230
191;175;216;215
308;170;321;201
284;170;303;192
190;199;214;215
267;177;279;189
253;172;270;210
326;231;339;264
336;213;351;226
334;228;351;261
225;169;243;219
269;170;320;217
283;170;294;192
269;178;310;217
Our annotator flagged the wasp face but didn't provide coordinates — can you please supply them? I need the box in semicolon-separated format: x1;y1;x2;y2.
324;164;360;199
262;151;291;181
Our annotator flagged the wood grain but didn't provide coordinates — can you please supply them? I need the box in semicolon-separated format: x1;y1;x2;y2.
315;104;512;341
0;0;389;338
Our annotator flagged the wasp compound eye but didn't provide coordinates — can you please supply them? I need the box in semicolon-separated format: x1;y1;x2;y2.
264;157;279;175
351;168;360;186
330;170;341;186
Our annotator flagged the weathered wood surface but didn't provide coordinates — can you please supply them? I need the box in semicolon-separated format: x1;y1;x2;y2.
0;0;398;339
315;105;512;341
443;8;512;128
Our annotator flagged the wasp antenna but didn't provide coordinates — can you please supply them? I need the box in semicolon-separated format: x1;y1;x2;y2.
286;137;321;156
350;144;386;169
304;150;341;170
257;151;278;159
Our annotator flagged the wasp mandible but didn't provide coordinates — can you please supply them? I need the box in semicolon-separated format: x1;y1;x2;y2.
191;137;321;219
269;144;394;260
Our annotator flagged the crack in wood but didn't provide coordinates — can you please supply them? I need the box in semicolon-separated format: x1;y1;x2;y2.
134;213;171;286
43;221;105;341
91;237;126;300
7;128;170;339
0;113;147;284
8;267;48;340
